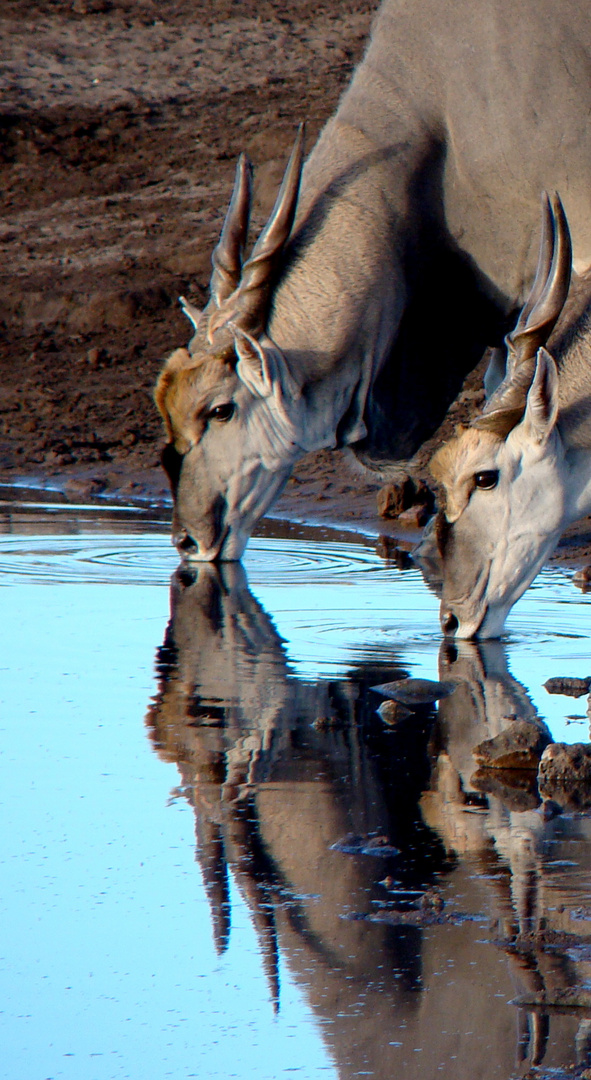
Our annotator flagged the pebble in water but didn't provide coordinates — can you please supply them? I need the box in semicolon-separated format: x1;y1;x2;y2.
376;700;414;726
472;720;553;770
543;676;591;698
371;678;456;706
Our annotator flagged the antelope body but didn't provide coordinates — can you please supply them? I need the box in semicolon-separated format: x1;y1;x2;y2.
156;0;591;561
431;195;591;638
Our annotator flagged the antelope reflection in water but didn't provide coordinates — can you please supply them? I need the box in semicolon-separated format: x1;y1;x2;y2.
429;640;591;1072
146;564;591;1078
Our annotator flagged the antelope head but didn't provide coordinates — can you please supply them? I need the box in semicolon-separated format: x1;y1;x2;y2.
156;129;306;561
430;193;572;638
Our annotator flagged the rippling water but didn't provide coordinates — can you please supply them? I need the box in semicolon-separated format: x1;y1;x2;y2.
2;496;591;1080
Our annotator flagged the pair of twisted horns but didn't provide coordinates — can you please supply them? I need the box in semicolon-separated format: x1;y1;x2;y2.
474;192;572;436
202;124;305;341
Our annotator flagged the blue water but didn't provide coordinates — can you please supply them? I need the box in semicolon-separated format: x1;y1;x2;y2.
1;498;591;1080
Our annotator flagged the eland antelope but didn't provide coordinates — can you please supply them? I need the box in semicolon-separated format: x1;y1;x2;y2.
155;0;591;562
430;193;591;638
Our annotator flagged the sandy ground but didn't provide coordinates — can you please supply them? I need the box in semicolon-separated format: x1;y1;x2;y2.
2;0;591;564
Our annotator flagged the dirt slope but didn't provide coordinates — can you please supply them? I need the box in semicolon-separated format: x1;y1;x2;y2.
0;0;382;505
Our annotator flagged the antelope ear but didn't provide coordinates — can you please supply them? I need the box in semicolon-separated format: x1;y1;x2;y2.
521;348;559;444
233;327;300;402
233;329;275;396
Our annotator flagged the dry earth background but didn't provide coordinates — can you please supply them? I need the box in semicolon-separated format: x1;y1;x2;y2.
0;0;588;556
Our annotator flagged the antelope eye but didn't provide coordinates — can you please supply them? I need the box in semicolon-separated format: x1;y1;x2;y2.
474;469;499;490
208;402;235;423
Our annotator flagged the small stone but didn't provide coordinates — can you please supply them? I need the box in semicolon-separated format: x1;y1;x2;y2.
64;476;106;497
330;833;400;857
396;504;432;528
573;564;591;586
371;677;456;706
86;347;101;368
473;720;553;770
376;700;413;726
540;799;563;820
544;675;591;698
546;673;591;699
538;742;591;810
377;475;435;520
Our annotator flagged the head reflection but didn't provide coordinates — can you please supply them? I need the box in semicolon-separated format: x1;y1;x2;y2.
146;564;450;1041
146;569;591;1079
427;639;591;1072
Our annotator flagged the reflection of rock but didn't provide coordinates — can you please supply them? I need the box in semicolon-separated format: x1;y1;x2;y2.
471;767;541;812
473;720;553;771
538;744;591;811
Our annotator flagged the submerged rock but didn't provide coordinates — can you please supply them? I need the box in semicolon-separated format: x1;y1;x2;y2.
538;743;591;810
330;833;400;857
473;720;553;770
544;675;591;698
371;678;456;706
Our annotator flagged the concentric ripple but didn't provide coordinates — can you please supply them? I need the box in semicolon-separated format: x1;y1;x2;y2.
2;504;591;740
0;534;176;586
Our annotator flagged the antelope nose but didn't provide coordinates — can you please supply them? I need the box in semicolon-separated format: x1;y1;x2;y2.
173;529;198;555
441;609;459;635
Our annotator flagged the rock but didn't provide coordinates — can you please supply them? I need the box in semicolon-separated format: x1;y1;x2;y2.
540;798;563;820
544;675;591;698
330;833;400;857
473;720;553;770
538;743;591;810
63;476;107;497
376;700;414;726
396;504;432;528
573;564;591;588
510;988;591;1009
371;677;456;706
377;474;435;521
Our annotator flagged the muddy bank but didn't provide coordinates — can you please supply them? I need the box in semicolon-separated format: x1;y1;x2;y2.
0;0;373;497
2;0;591;563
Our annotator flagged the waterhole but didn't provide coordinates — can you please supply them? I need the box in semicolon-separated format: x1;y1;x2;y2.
2;493;591;1080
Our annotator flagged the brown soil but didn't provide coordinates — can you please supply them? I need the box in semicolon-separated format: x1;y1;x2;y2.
2;0;591;559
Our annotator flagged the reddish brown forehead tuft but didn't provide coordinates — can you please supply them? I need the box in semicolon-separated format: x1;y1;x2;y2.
430;428;503;489
154;349;236;440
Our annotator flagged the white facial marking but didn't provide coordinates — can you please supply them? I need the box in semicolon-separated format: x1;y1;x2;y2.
431;355;564;638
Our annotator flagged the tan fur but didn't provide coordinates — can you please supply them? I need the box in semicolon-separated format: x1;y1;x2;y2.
155;349;236;450
430;428;503;521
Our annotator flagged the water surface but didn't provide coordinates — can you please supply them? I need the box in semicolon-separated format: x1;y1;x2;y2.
2;495;591;1079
